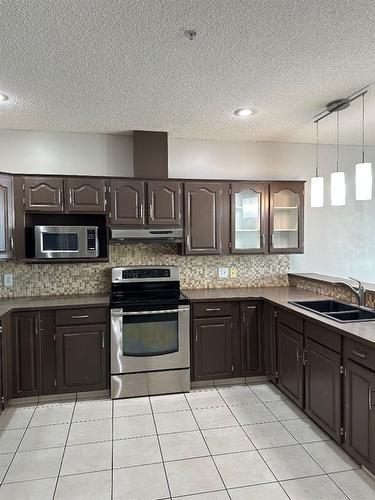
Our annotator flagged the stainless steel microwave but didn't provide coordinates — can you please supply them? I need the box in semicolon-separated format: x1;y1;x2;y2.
34;225;99;259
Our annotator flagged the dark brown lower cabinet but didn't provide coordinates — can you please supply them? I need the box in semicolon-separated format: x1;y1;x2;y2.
277;322;304;407
344;359;375;473
304;338;341;442
193;317;232;381
241;302;262;376
56;324;108;393
263;302;277;382
11;311;42;398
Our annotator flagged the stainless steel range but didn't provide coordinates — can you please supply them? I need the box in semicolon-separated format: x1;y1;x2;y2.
110;266;190;399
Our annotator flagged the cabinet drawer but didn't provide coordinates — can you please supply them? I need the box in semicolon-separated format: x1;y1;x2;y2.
305;321;342;353
277;308;303;334
55;307;107;326
193;302;232;318
344;338;375;371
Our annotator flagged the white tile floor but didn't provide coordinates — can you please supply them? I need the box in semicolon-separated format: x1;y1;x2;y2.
0;382;374;499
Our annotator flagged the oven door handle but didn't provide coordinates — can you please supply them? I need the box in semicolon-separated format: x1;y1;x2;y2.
112;307;189;317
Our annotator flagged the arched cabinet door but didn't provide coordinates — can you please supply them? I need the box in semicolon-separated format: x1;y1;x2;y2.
147;181;182;227
184;182;224;255
109;179;145;226
0;175;14;259
230;182;267;254
24;177;64;212
65;178;106;212
269;182;305;254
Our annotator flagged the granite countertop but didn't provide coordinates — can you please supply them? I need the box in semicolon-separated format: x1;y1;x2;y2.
183;286;375;347
0;294;110;318
1;286;375;347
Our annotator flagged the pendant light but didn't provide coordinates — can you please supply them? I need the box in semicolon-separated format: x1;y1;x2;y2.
311;121;324;207
331;111;346;206
356;93;373;200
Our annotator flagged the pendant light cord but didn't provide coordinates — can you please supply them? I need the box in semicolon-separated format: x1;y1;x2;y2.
315;121;319;177
361;93;365;163
336;111;340;172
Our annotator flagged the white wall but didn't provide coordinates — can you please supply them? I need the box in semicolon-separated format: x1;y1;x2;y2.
0;130;374;283
0;130;133;176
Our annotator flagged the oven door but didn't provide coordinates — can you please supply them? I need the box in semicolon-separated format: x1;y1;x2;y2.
111;305;190;374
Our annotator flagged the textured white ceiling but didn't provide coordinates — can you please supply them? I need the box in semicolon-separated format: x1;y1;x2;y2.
0;0;375;144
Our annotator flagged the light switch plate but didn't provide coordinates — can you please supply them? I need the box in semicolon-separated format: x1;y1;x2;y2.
218;267;229;278
3;273;13;287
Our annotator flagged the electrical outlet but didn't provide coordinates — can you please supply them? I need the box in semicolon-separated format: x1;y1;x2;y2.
3;273;13;287
230;267;238;279
218;267;229;279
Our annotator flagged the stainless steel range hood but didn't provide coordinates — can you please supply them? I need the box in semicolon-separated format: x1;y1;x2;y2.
110;228;183;243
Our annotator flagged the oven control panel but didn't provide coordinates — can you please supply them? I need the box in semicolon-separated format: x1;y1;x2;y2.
122;268;170;280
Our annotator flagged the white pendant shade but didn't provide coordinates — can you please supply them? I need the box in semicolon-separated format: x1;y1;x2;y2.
355;162;373;200
331;171;346;206
310;176;324;207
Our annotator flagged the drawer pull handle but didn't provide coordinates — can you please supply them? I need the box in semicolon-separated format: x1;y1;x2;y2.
101;331;105;349
72;314;89;319
352;349;367;359
206;308;221;312
195;329;198;343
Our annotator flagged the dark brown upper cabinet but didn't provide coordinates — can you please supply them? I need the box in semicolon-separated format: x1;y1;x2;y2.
0;175;14;260
231;182;268;254
147;181;182;227
304;337;342;442
64;178;106;213
24;177;64;212
344;359;375;474
269;181;304;254
11;311;42;398
241;302;262;376
184;182;224;255
109;179;145;226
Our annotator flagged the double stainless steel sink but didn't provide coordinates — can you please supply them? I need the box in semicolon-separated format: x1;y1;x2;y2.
290;299;375;323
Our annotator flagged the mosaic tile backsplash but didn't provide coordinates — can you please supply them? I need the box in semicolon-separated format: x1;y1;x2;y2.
289;275;375;309
0;244;290;298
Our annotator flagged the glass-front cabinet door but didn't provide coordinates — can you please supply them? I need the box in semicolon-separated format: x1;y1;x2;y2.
269;182;304;253
231;183;267;253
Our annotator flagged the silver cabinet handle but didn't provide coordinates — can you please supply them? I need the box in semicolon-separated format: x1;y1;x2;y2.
149;203;153;219
72;314;89;319
261;234;265;247
139;203;144;220
185;234;190;249
352;349;366;359
101;331;105;349
10;235;14;252
206;308;221;312
296;347;302;361
195;329;198;343
271;233;275;247
369;387;375;412
302;349;309;365
69;189;73;205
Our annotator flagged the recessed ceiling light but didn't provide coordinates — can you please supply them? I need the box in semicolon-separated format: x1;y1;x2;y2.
234;108;254;117
0;92;9;102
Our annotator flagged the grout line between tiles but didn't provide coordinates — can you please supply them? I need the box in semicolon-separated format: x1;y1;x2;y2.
149;396;173;499
51;394;77;499
0;403;38;486
183;390;229;495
